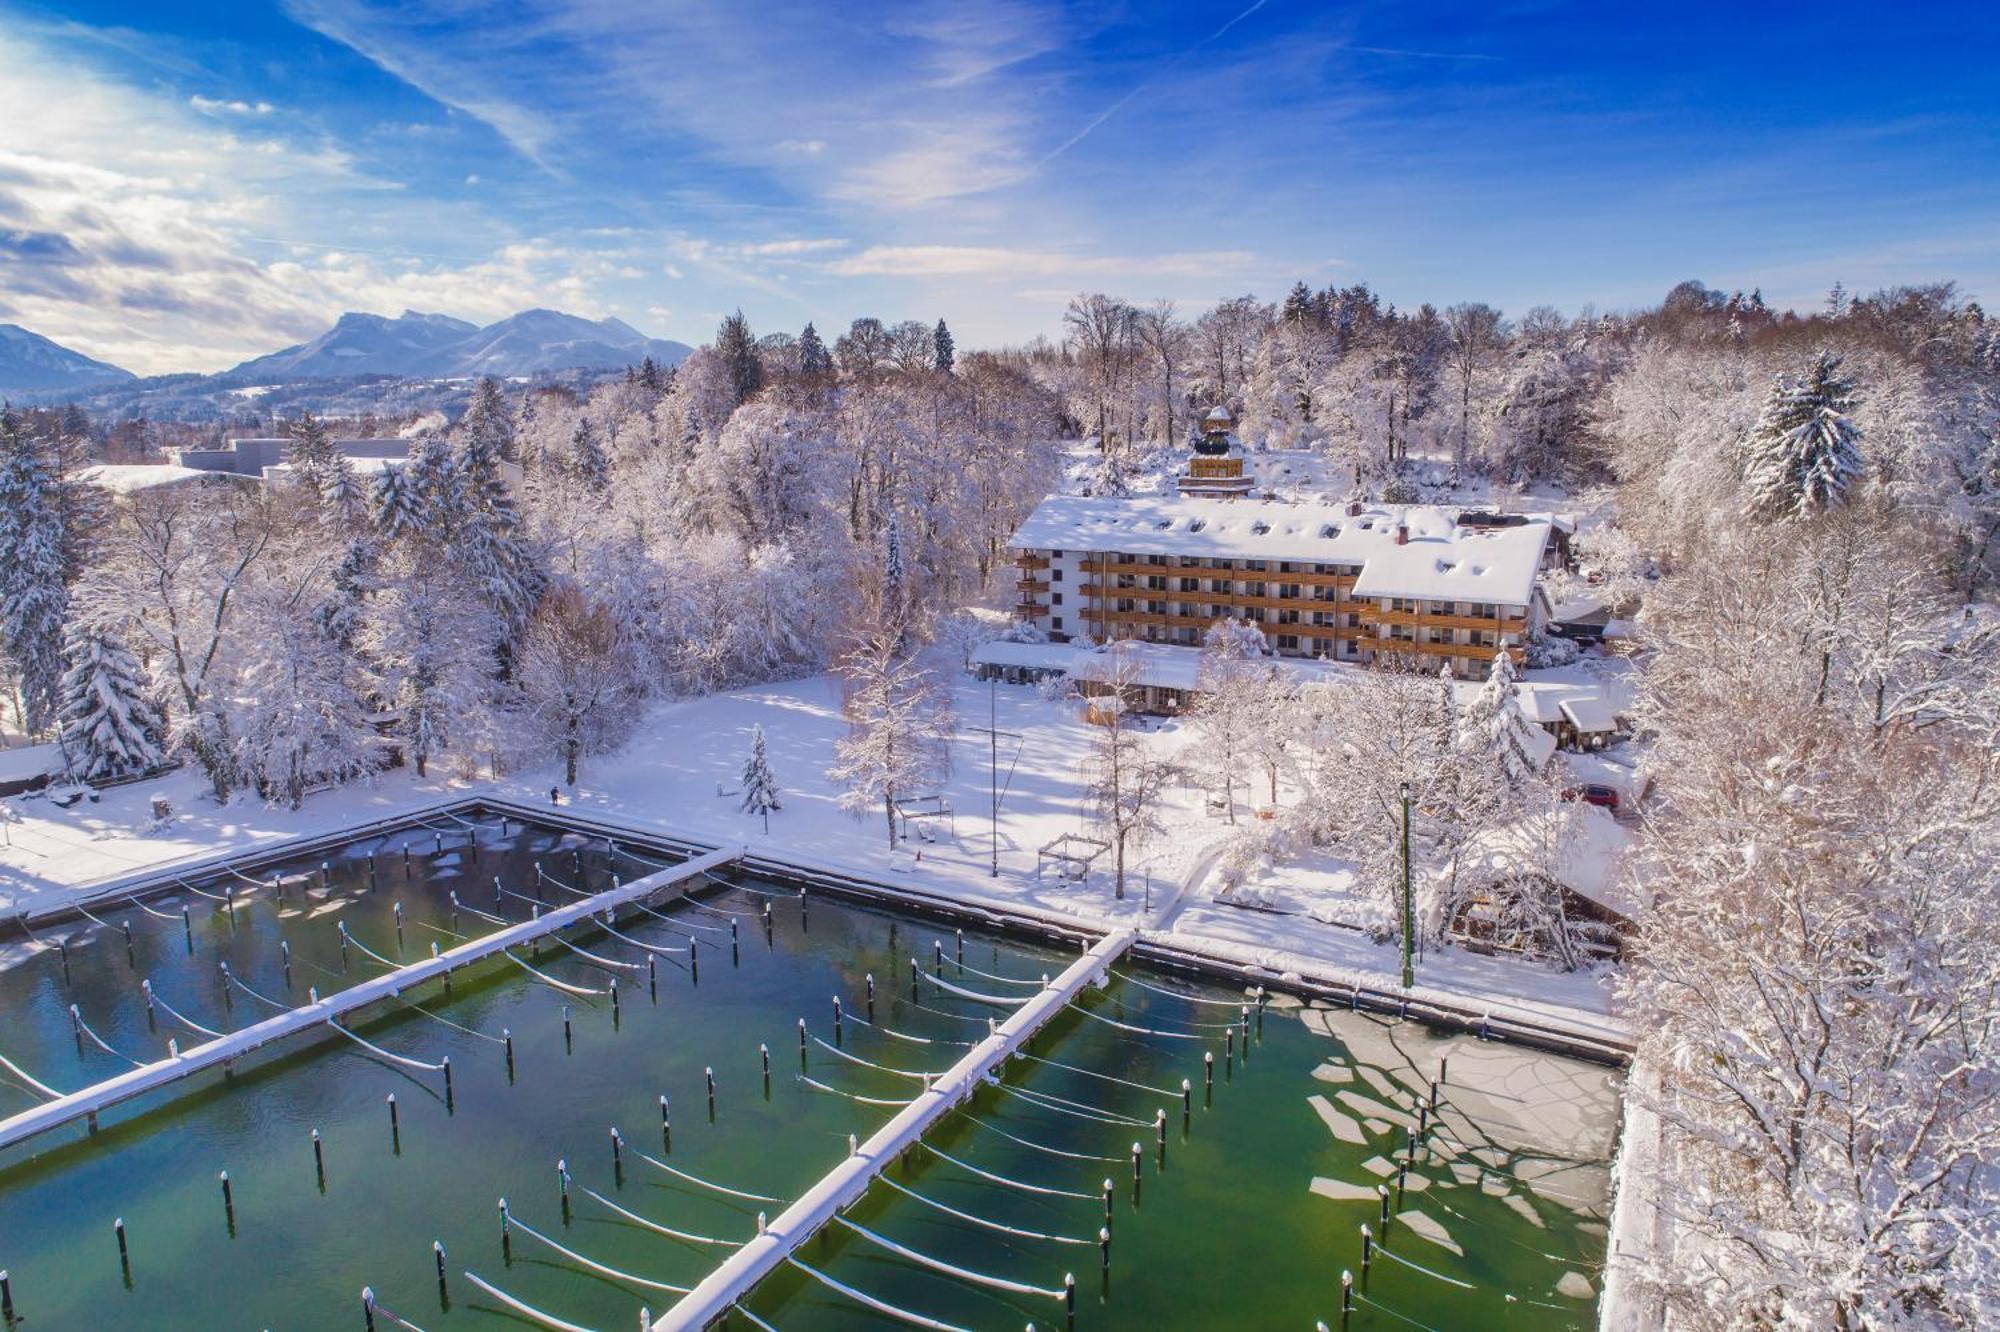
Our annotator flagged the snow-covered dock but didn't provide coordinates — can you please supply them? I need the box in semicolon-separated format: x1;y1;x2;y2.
654;926;1138;1332
0;843;743;1153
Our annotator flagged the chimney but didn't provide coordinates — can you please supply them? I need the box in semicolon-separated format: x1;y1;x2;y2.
1395;519;1408;546
1347;500;1362;518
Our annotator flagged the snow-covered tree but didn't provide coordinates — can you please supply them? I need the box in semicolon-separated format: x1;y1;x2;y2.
740;723;780;833
1456;650;1543;787
566;416;611;492
932;319;955;373
715;310;765;409
1082;651;1178;900
1185;617;1275;822
56;618;162;781
1741;350;1865;521
797;322;833;378
0;411;68;733
233;573;381;809
515;582;637;787
285;411;340;503
828;635;954;848
371;464;423;540
359;549;498;779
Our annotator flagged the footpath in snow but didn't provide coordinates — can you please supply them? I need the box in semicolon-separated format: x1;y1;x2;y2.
0;674;1625;1049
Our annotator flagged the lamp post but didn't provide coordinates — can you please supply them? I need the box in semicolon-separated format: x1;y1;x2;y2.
990;677;999;878
1399;780;1414;991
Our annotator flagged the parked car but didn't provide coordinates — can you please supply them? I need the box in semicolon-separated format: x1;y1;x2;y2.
1561;783;1620;812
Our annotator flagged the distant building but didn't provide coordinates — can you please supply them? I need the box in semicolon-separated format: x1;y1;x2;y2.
1008;494;1571;680
168;436;413;482
1176;406;1255;497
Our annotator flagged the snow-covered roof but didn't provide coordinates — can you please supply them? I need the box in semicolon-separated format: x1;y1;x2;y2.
971;640;1078;672
78;464;242;495
1203;406;1234;423
0;742;58;784
1010;496;1559;608
1558;696;1618;735
1019;639;1361;694
1458;805;1638;920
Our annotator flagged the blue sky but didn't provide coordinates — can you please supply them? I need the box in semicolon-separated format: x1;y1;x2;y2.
1;0;1995;373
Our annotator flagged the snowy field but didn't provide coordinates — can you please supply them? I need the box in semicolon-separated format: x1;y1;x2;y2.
0;671;1625;1045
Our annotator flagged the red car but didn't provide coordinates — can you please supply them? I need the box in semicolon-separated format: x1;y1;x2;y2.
1562;783;1620;812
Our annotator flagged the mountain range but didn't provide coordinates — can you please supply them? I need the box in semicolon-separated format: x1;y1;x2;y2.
0;324;137;397
0;308;692;405
215;308;691;383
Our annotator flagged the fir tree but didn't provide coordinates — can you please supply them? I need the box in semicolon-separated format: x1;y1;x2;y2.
1741;350;1865;521
715;310;765;408
1281;280;1317;325
569;416;611;491
932;319;955;373
57;619;163;781
797;323;833;377
286;411;339;504
371;463;424;541
0;411;68;733
637;356;664;392
740;723;781;833
1457;650;1543;787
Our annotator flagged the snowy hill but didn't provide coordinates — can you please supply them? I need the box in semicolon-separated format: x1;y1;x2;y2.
0;324;135;395
217;308;691;384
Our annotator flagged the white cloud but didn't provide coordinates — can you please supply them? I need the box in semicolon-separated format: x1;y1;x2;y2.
190;94;276;116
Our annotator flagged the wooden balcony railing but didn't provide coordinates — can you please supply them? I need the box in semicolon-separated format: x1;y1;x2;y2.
1361;607;1528;635
1014;554;1050;571
1015;578;1050;594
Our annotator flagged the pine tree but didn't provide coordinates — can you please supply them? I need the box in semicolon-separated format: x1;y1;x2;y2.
569;416;611;491
715;311;765;408
371;464;424;541
1741;350;1865;521
1281;280;1317;325
57;619;163;781
740;723;781;833
286;411;339;504
0;411;68;733
1456;650;1543;787
798;323;833;377
933;319;955;373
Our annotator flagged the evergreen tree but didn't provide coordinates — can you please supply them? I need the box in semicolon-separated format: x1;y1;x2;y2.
797;323;833;377
1456;650;1543;787
715;310;765;408
933;319;955;373
47;405;105;587
1281;280;1317;325
371;463;424;541
568;416;611;491
0;411;68;733
637;356;664;392
286;411;340;503
57;619;163;781
1741;350;1865;521
740;722;781;833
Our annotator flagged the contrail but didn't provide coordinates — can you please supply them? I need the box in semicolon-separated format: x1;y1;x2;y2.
1039;0;1268;167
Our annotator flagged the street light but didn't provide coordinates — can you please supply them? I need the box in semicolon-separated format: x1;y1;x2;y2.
1399;779;1414;991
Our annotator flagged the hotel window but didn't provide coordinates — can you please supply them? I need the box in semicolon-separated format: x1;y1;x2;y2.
1177;627;1198;645
1052;616;1064;629
1051;568;1062;582
1469;602;1496;618
1277;609;1301;625
1277;634;1300;652
1052;593;1064;606
1179;577;1198;592
1245;607;1266;623
1391;598;1419;614
1279;582;1301;599
1244;581;1267;597
1312;611;1334;627
1389;625;1414;642
1147;575;1167;591
1147;601;1165;615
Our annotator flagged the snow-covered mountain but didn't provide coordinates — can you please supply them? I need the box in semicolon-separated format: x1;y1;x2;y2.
218;308;691;384
0;324;136;395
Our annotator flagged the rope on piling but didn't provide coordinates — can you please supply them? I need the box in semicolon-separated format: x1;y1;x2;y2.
809;1035;939;1082
70;1006;147;1068
459;1270;599;1332
987;1080;1152;1128
503;949;610;997
785;1257;971;1332
634;1148;784;1203
548;932;646;973
875;1175;1095;1245
919;1141;1095;1200
504;1210;691;1295
951;1108;1123;1164
0;1048;64;1099
831;1215;1067;1300
593;918;690;956
326;1020;447;1073
148;984;227;1039
1012;1051;1180;1099
921;969;1033;1007
1065;1003;1209;1041
796;1074;918;1109
576;1182;742;1247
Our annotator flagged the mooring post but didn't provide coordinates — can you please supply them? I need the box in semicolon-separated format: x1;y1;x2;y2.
339;924;350;973
434;1241;449;1307
797;1017;808;1068
219;962;234;1012
182;905;193;953
865;973;876;1018
1100;1226;1111;1272
68;1003;82;1054
394;902;405;952
1102;1179;1114;1232
690;938;699;984
57;938;70;985
442;1056;453;1111
220;1171;234;1232
563;1005;573;1052
610;978;621;1022
313;1128;326;1190
1377;1183;1391;1233
122;919;135;969
833;996;843;1046
660;1095;671;1152
362;1286;376;1332
1155;1108;1168;1166
933;940;943;978
1341;1270;1354;1328
798;886;807;930
648;953;657;1000
558;1158;572;1221
955;928;965;972
731;917;739;966
1225;1027;1234;1076
1065;1272;1076;1328
504;1029;515;1081
1130;1142;1143;1205
1360;1224;1373;1273
706;1066;717;1118
387;1094;400;1152
1;1267;14;1322
498;1199;511;1263
114;1217;129;1281
281;940;293;989
1181;1078;1193;1131
910;956;920;1000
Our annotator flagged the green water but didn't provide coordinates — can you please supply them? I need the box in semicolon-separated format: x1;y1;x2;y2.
0;816;1614;1330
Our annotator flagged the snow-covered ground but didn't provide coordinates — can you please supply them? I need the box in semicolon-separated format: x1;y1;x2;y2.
0;671;1628;1046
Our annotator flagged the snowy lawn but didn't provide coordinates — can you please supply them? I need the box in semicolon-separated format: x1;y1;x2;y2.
0;672;1623;1041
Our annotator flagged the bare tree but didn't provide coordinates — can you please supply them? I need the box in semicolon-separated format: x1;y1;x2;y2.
1082;652;1178;899
517;582;636;788
1132;300;1188;446
1443;303;1507;466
